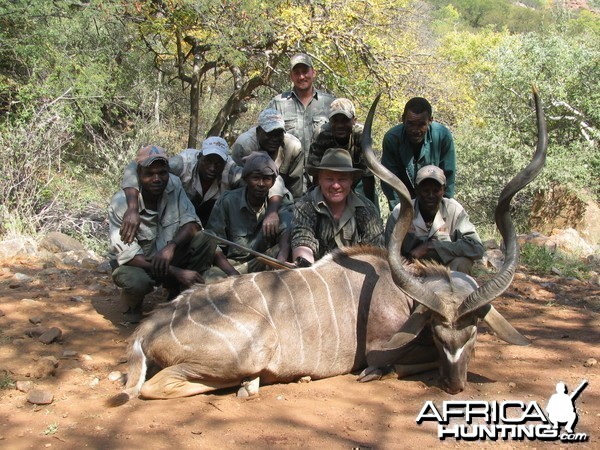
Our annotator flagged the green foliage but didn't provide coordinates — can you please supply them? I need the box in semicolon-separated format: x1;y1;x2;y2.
427;0;551;33
449;25;600;230
0;369;15;390
520;243;591;280
43;424;59;436
0;0;597;250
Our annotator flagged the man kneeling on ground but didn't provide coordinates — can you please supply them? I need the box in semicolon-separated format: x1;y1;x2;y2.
108;145;215;323
204;152;294;278
385;165;484;274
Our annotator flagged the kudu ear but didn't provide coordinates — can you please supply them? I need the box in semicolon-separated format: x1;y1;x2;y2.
383;305;431;349
480;305;530;346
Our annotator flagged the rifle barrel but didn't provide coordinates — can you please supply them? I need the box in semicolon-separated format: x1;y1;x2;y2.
202;231;295;270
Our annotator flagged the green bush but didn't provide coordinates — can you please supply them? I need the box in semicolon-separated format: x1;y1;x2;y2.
520;243;591;280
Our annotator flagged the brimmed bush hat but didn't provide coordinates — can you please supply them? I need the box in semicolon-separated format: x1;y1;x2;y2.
306;148;363;179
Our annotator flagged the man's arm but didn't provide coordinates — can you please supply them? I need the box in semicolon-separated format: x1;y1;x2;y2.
121;187;141;245
284;138;306;199
438;129;456;198
125;234;204;288
109;192;144;266
263;195;282;239
291;198;318;264
230;138;247;166
213;248;241;276
380;130;405;209
431;204;484;264
431;230;484;263
152;222;201;278
276;228;292;263
119;161;141;244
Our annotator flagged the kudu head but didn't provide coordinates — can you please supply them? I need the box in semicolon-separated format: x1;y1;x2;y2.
362;88;547;394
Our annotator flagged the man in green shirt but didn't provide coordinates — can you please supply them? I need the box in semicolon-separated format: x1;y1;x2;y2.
381;97;456;210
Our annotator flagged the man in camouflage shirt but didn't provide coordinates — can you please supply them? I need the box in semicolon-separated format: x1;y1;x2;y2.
309;98;376;205
292;148;383;265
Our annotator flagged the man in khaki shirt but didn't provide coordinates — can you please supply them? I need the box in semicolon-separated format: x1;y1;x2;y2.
204;152;294;277
109;145;214;323
232;108;305;199
385;165;484;274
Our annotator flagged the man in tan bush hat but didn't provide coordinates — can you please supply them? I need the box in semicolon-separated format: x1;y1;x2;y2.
291;148;383;266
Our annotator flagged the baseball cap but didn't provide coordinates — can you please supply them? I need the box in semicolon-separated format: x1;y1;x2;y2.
242;152;279;178
136;145;168;167
201;136;229;161
329;98;355;119
290;53;313;69
258;109;285;133
415;165;446;185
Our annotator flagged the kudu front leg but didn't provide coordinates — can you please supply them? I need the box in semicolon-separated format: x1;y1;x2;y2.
140;364;241;399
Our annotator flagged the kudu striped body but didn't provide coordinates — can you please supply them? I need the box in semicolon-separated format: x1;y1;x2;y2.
108;89;547;405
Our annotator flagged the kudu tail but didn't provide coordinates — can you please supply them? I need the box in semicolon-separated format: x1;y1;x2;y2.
105;337;148;407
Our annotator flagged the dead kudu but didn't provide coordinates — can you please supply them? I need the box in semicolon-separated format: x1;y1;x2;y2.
107;90;547;405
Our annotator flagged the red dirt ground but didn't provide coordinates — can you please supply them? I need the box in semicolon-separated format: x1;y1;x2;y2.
0;255;598;449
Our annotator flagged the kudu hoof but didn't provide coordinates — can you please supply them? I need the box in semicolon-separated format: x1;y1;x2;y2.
357;366;383;382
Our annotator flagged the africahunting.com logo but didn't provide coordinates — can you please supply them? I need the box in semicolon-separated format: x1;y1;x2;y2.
416;380;589;442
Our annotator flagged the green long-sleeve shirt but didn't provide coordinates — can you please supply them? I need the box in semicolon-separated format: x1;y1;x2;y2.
381;121;456;209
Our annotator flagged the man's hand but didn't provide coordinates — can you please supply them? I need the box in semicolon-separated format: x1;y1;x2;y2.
152;242;176;277
171;267;204;288
261;210;280;239
276;249;289;263
409;241;433;259
120;207;141;244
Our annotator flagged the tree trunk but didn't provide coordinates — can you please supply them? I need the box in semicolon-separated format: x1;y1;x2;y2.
187;50;201;149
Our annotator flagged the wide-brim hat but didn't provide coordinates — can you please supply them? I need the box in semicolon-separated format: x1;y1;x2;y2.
306;148;363;178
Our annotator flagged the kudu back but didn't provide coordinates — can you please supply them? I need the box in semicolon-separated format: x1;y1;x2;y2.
107;89;547;405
